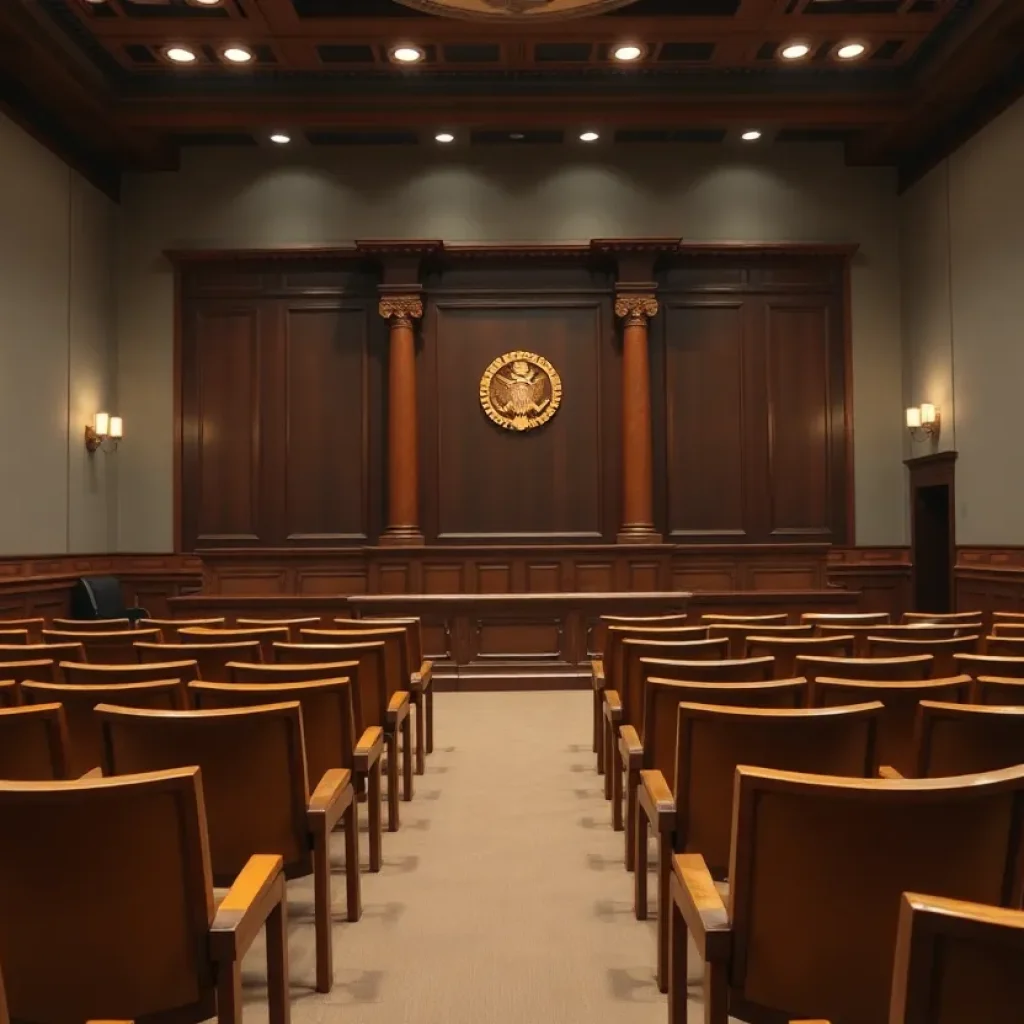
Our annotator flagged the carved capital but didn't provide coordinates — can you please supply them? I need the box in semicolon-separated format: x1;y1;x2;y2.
614;294;658;327
378;295;424;326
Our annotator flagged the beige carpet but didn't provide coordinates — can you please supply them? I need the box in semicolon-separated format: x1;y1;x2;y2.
237;691;730;1023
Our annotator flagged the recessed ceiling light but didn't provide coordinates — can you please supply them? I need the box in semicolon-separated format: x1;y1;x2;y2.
580;131;600;142
165;46;198;64
741;130;762;141
510;132;525;140
780;42;811;60
187;0;223;6
223;46;253;64
435;131;455;143
269;133;291;145
836;42;867;60
391;45;425;64
612;43;644;62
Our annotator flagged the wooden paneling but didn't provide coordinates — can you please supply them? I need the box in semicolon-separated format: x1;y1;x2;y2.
956;547;1024;616
827;546;912;619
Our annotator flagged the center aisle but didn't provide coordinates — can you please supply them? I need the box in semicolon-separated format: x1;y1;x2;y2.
249;691;713;1023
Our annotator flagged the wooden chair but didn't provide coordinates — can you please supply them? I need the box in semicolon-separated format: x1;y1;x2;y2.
340;618;435;775
820;623;975;657
801;611;890;627
274;641;411;831
708;623;813;659
98;702;360;993
61;660;200;686
640;700;880;992
0;767;289;1024
637;655;776;685
0;661;55;699
21;680;187;777
0;643;84;668
179;626;289;663
973;676;1024;705
0;683;16;708
985;634;1024;657
669;764;1024;1024
954;653;1024;684
701;614;789;625
869;635;980;676
0;631;27;646
796;654;933;688
51;618;131;632
991;621;1024;637
904;610;984;625
191;677;385;872
0;704;71;779
237;617;323;642
905;701;1024;778
229;660;359;684
138;617;226;640
745;634;855;676
0;618;43;641
813;676;972;775
135;641;260;682
43;629;163;666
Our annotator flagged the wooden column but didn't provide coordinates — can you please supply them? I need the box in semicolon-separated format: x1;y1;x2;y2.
379;294;424;546
615;293;661;543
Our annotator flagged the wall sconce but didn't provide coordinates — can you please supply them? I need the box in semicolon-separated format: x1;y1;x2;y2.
85;412;123;454
906;403;940;441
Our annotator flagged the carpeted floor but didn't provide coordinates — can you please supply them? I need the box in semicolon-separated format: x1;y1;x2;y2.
237;691;734;1023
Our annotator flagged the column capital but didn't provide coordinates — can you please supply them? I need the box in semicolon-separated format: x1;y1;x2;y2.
614;293;659;327
378;295;424;324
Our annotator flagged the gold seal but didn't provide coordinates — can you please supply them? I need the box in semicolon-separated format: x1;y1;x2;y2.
479;350;562;432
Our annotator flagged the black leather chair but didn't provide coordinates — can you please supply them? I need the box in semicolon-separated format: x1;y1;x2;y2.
69;576;148;623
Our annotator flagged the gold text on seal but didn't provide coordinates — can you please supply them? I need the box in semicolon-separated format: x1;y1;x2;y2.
479;351;562;432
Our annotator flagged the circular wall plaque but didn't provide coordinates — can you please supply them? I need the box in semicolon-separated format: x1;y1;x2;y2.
394;0;639;21
479;351;562;432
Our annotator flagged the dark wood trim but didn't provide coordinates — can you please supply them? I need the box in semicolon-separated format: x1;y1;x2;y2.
173;261;184;554
906;451;957;614
842;255;856;544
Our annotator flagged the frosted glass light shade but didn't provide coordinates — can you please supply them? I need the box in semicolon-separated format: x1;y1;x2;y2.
94;412;110;436
919;403;937;426
905;407;921;429
109;416;123;439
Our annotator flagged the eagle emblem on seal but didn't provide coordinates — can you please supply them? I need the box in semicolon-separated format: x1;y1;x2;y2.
479;350;562;431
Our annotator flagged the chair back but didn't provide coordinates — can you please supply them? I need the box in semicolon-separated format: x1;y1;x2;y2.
191;678;356;783
0;644;83;667
229;660;358;684
985;635;1024;657
594;614;689;655
43;629;162;666
274;641;389;732
889;892;1024;1024
0;683;15;708
675;701;881;876
914;701;1024;778
796;654;933;686
138;617;226;640
21;680;187;777
725;764;1024;1023
301;628;409;698
69;576;132;620
745;634;854;676
904;611;984;625
707;623;813;659
973;676;1024;706
802;612;890;626
954;653;1024;682
869;635;980;676
341;617;426;671
992;622;1024;637
178;626;289;662
602;624;708;691
0;632;27;646
0;619;43;642
994;611;1024;623
640;655;775;686
135;641;260;681
701;614;789;625
237;617;323;643
0;704;70;780
0;662;55;699
98;703;310;885
61;660;200;686
0;768;217;1024
51;618;131;632
813;676;972;776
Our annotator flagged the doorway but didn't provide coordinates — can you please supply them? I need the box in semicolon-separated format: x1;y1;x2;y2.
906;453;957;614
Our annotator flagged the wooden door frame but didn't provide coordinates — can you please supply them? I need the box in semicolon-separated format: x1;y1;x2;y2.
905;451;957;613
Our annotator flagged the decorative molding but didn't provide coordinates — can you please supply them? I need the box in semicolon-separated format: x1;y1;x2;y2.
378;295;424;324
614;293;659;326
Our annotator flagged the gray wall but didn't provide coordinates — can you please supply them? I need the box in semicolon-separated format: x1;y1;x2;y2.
900;95;1024;544
117;142;906;550
0;113;117;555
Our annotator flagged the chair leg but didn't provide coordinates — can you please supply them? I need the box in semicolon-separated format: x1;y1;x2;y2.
625;764;639;870
426;685;434;754
657;833;672;994
368;759;382;872
413;690;426;776
312;824;334;993
634;805;648;921
603;720;613;800
386;731;400;832
344;798;362;922
592;688;600;754
216;960;243;1024
402;714;414;801
611;744;624;832
704;960;729;1024
265;889;291;1024
669;895;688;1024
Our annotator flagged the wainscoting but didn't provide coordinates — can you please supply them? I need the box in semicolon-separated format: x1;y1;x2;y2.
955;547;1024;614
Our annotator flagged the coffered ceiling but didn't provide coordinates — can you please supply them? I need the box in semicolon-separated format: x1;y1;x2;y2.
1;0;1022;197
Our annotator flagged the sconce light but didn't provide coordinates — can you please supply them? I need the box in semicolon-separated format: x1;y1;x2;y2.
85;412;123;454
906;403;940;441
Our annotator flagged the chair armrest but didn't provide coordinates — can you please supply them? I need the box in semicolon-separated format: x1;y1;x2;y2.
79;766;103;780
637;769;676;833
591;658;605;691
354;726;384;774
673;853;731;961
386;690;410;726
411;659;432;692
618;725;644;770
308;767;354;833
210;853;286;962
603;689;622;724
878;765;905;780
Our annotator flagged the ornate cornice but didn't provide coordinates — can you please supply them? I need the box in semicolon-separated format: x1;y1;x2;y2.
614;294;659;327
379;295;424;325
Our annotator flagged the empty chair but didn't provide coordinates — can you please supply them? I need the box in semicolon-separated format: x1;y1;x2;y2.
639;700;880;992
954;653;1024;684
904;610;984;624
669;764;1024;1024
0;619;43;641
796;654;933;687
178;626;289;663
992;622;1024;637
0;644;84;667
0;661;55;699
813;675;971;776
869;634;980;675
907;701;1024;778
138;617;226;640
69;575;147;623
0;683;15;708
43;629;162;666
985;634;1024;657
51;618;130;632
0;704;71;780
974;676;1024;706
135;641;260;682
993;611;1024;624
98;702;360;993
22;680;187;777
61;660;200;686
700;614;789;625
230;660;359;684
707;623;813;659
0;767;288;1024
0;631;27;646
801;611;890;627
237;617;322;642
638;656;776;685
192;676;385;871
745;634;855;676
